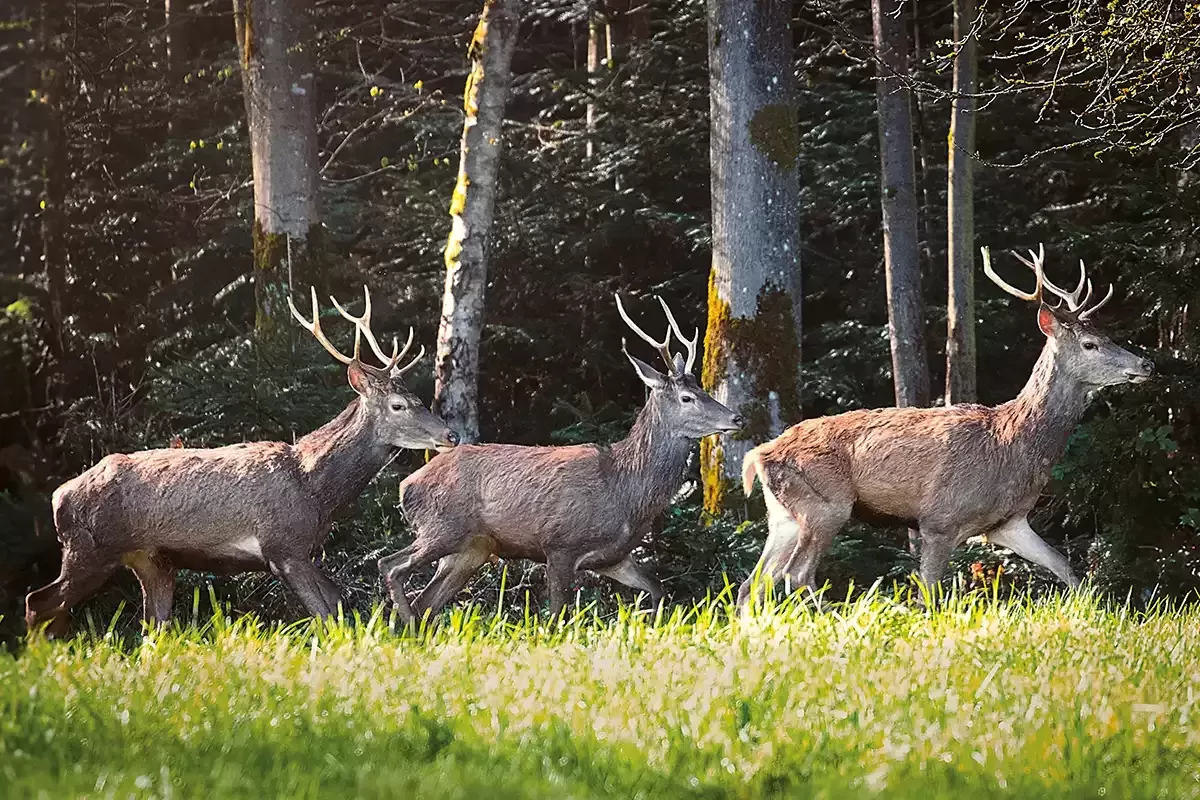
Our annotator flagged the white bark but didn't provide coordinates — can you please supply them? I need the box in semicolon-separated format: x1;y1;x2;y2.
434;0;522;443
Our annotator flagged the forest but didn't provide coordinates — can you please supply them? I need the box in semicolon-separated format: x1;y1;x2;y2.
0;0;1198;638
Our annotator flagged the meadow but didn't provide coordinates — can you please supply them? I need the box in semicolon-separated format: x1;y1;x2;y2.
2;588;1198;799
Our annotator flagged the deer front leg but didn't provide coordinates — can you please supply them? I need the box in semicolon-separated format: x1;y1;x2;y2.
594;555;665;610
916;532;955;588
546;553;576;620
270;558;342;620
986;516;1080;588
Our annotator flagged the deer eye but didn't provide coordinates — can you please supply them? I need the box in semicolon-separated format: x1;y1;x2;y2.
390;401;407;412
680;394;695;404
1082;341;1098;351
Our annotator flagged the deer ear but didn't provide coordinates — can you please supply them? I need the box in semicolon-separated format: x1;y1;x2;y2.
627;353;668;389
1037;305;1060;338
347;361;371;396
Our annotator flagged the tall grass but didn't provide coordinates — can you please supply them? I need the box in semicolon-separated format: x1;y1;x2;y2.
2;588;1199;798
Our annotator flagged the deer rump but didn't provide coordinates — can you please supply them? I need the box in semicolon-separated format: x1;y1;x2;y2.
54;445;319;574
742;404;1043;536
399;444;643;564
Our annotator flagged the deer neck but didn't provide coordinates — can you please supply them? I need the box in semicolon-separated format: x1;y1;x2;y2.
995;341;1091;470
610;397;693;524
294;398;396;517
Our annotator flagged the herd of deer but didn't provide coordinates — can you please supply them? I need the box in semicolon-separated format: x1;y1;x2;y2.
23;246;1154;635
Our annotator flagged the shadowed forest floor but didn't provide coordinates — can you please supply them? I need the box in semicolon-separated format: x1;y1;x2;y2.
2;589;1198;798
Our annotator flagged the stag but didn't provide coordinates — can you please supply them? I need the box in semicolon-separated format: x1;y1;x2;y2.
25;287;458;635
739;246;1154;604
378;294;743;621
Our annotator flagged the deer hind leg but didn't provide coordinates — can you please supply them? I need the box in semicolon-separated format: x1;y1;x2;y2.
594;555;665;611
738;481;848;609
124;551;177;626
269;559;342;620
411;542;492;622
25;541;121;637
985;516;1080;588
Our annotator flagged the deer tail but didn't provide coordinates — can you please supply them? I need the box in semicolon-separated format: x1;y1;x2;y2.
741;447;761;497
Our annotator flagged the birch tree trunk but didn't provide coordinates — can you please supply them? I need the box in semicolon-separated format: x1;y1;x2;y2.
872;0;930;408
945;0;978;404
701;0;802;513
233;0;322;351
433;0;522;443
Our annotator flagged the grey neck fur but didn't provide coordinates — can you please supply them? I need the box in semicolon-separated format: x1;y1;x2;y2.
610;392;694;527
994;342;1091;474
294;398;397;518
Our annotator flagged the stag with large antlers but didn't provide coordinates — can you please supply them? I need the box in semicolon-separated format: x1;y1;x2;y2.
379;294;743;621
25;287;457;635
739;246;1154;605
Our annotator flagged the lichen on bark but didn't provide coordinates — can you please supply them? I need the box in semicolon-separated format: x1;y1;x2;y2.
748;103;798;170
253;219;324;354
699;276;802;515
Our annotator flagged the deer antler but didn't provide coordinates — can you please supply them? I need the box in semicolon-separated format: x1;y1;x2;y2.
330;286;415;371
615;293;676;372
982;245;1043;303
656;295;698;374
1009;246;1115;321
288;286;361;365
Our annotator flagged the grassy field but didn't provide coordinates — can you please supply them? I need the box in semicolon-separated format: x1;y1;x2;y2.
2;588;1198;799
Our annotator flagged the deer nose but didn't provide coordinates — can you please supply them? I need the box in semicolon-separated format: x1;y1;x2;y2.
732;415;744;428
445;430;460;446
1141;359;1155;375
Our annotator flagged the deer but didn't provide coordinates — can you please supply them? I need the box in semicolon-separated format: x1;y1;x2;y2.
377;294;743;622
25;287;459;636
738;245;1154;606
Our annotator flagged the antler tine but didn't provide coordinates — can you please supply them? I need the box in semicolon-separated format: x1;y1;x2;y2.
395;344;426;377
1077;282;1114;321
982;246;1043;303
615;292;674;370
655;295;698;374
288;286;357;365
1011;245;1092;310
330;285;406;369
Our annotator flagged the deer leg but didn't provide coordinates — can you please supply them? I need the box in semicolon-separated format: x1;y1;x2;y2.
378;537;461;623
737;512;801;608
270;559;341;620
986;517;1080;588
546;553;576;620
916;533;956;589
25;543;121;637
124;551;177;626
412;545;492;621
594;555;665;610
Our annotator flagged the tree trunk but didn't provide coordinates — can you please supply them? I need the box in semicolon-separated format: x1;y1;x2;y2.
434;0;522;443
585;10;603;160
873;0;929;408
165;0;190;79
233;0;322;352
945;0;978;405
701;0;802;514
39;0;65;360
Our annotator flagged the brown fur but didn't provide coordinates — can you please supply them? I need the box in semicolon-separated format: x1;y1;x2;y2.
25;363;456;636
738;302;1153;605
379;356;742;621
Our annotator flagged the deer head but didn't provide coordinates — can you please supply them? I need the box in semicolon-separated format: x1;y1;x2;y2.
982;244;1154;389
615;293;743;439
289;286;459;451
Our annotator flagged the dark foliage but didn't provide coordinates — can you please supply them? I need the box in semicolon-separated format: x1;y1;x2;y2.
0;0;1197;640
